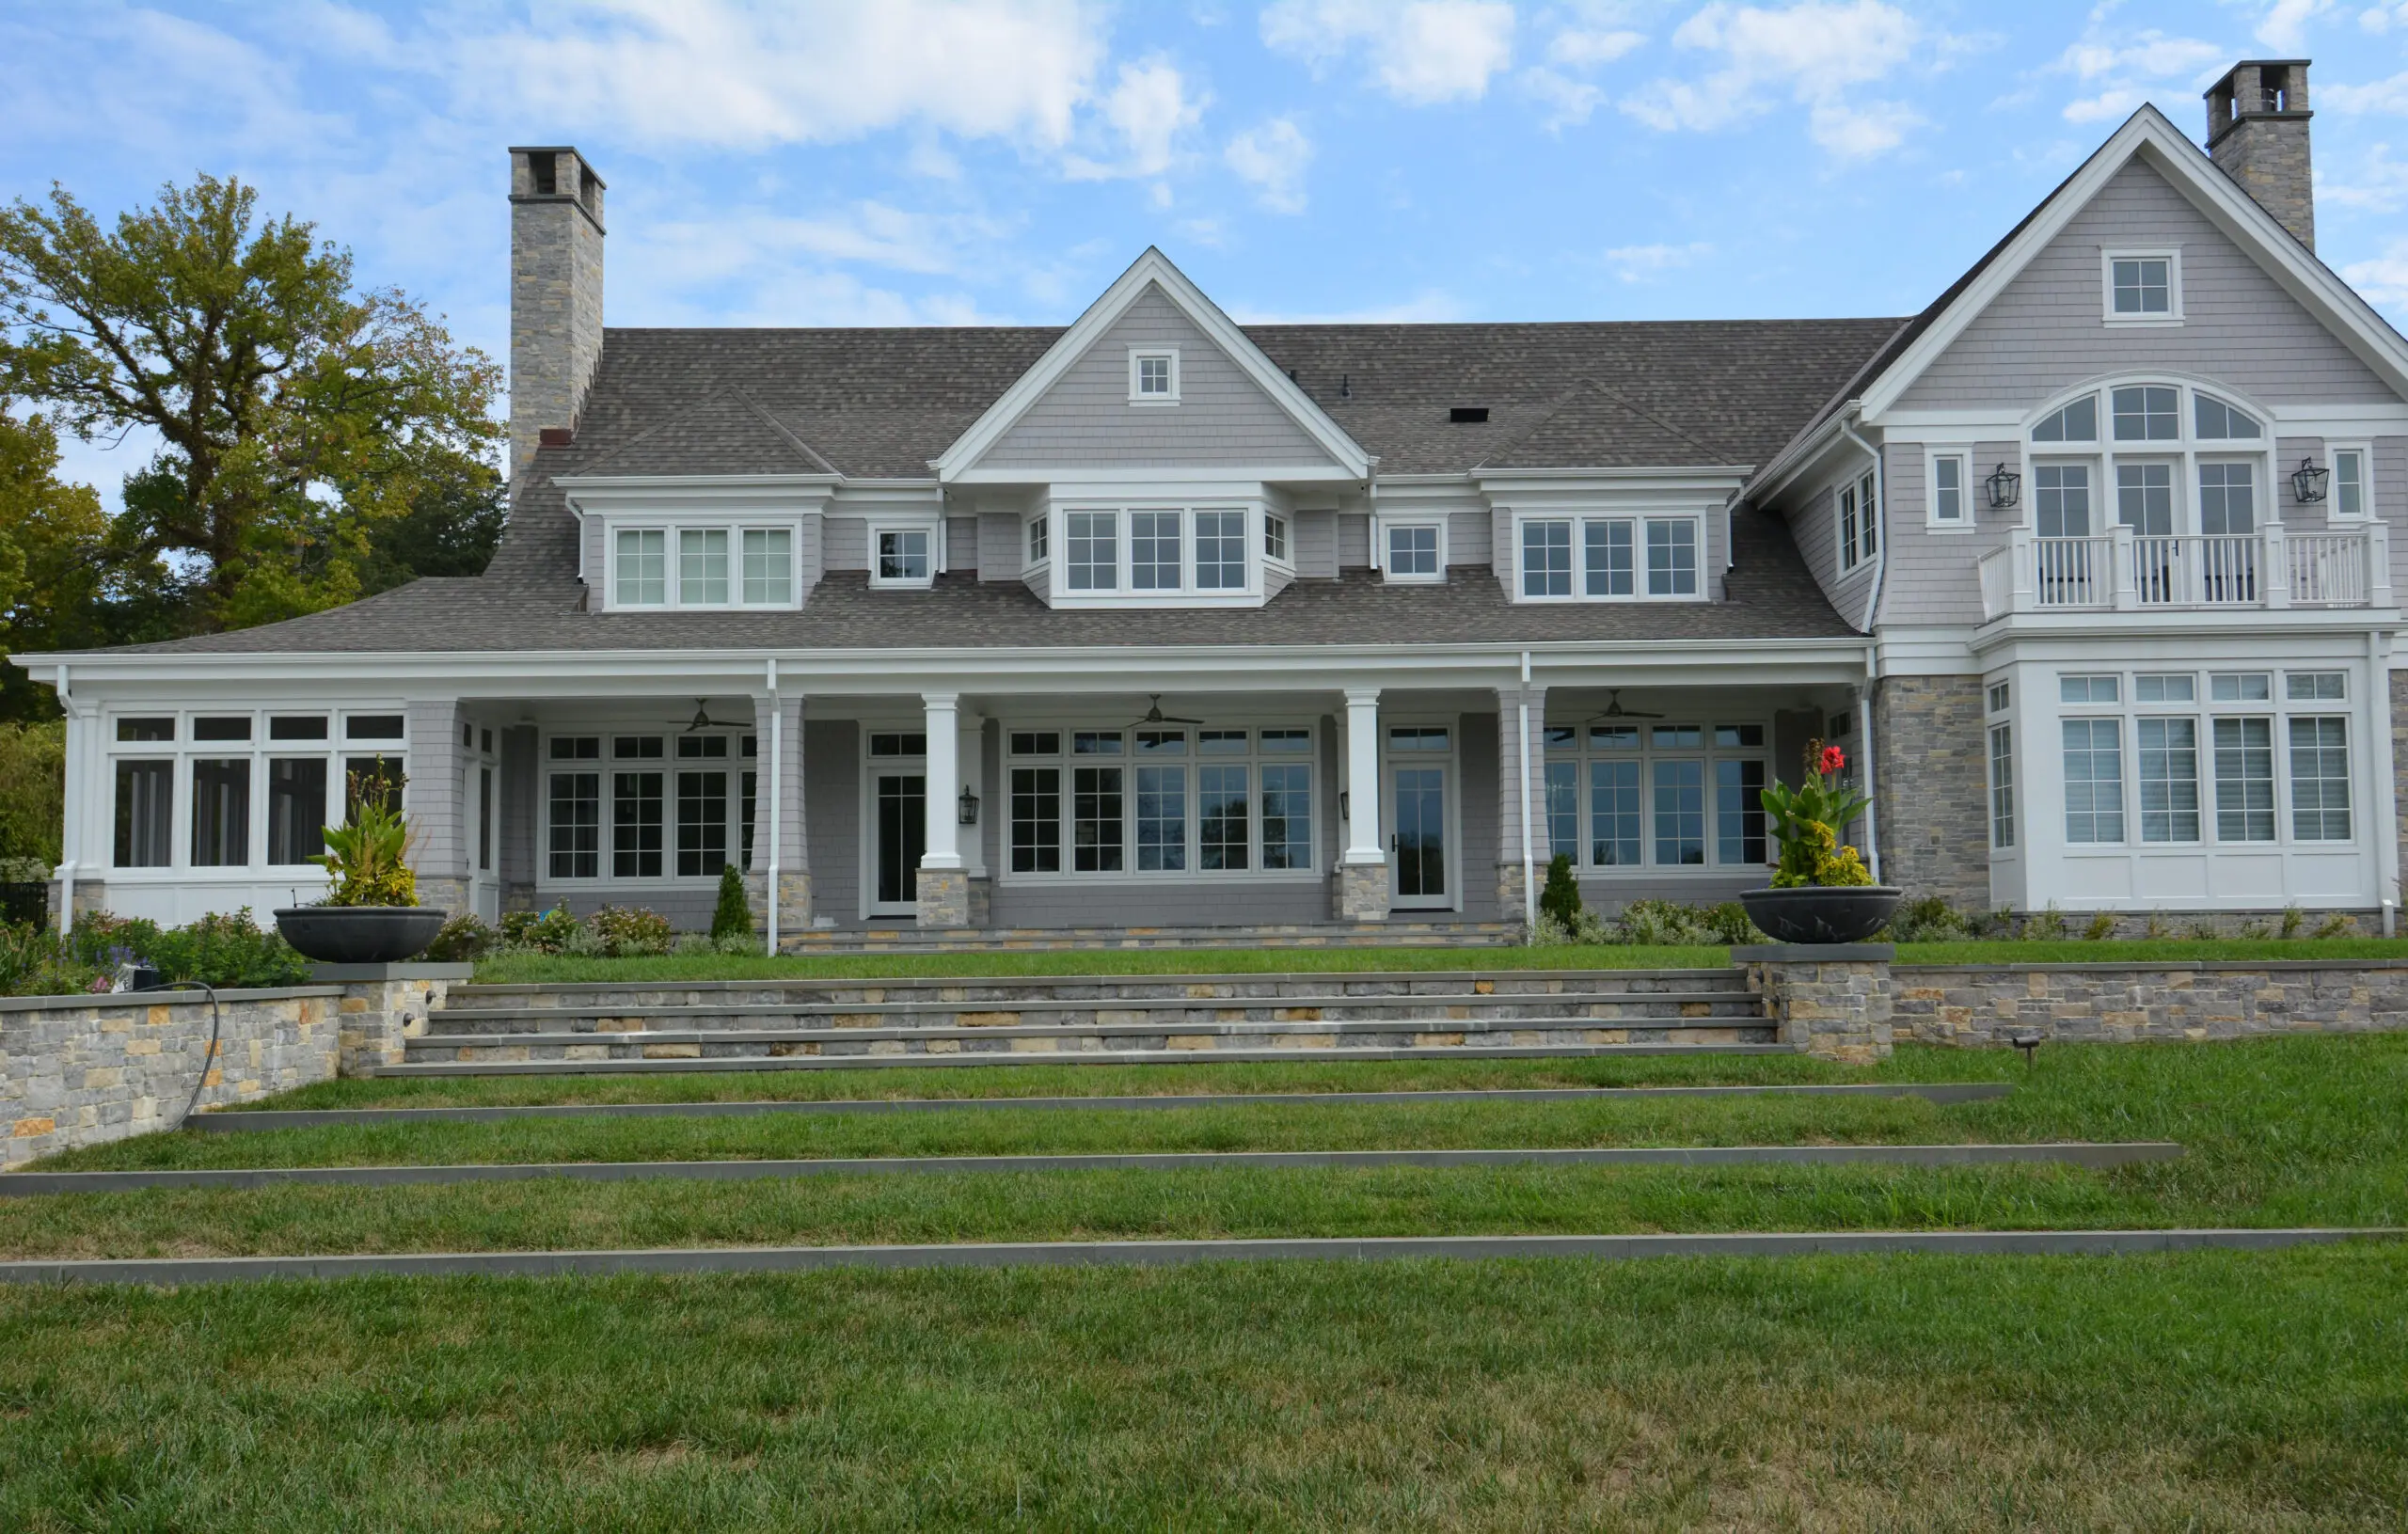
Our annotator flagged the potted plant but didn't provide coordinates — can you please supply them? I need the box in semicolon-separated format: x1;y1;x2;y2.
274;768;446;964
1740;741;1901;944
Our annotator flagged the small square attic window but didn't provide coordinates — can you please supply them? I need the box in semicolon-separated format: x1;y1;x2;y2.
1129;349;1179;403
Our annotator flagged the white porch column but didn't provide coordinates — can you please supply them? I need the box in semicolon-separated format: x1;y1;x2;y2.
916;691;970;926
1339;688;1388;921
747;688;809;949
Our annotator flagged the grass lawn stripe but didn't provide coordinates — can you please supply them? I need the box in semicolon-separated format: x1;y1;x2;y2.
0;1141;2183;1194
0;1226;2388;1287
7;1246;2402;1527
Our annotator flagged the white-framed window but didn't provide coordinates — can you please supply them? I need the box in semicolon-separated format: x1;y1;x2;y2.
2329;444;2371;519
1987;678;2010;714
1836;469;1876;574
1131;510;1182;590
1196;509;1246;590
1928;450;1969;530
2062;718;2124;844
1066;511;1117;591
2289;717;2352;840
1384;521;1443;581
1264;512;1290;564
543;730;753;883
1988;722;2015;849
1026;514;1049;565
610;523;800;609
2032;395;2099;443
1051;505;1259;600
1541;720;1769;870
1128;348;1180;404
1517;514;1703;601
1004;723;1314;879
2112;385;2180;443
104;707;411;874
2102;249;2182;324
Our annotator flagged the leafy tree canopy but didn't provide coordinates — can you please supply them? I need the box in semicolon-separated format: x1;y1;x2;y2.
0;174;504;650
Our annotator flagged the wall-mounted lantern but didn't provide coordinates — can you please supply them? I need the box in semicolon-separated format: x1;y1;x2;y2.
958;785;980;826
1984;462;2022;511
2290;457;2331;504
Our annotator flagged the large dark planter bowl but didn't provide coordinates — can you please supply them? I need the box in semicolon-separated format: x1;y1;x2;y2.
1740;886;1903;945
274;906;445;965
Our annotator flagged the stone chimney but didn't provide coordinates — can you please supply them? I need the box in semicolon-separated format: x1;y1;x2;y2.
508;146;606;490
2204;60;2314;250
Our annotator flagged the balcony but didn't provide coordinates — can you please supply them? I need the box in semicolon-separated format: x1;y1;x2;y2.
1977;523;2393;622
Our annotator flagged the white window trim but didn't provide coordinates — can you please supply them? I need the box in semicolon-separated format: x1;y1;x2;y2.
1046;501;1263;608
1262;510;1293;572
994;719;1322;886
1925;445;1972;532
868;512;945;591
2101;247;2184;327
1023;513;1051;570
539;729;752;888
1379;517;1448;583
2326;441;2373;520
603;517;805;610
2020;381;2275;537
1836;481;1862;573
1511;510;1709;604
1540;717;1775;873
1127;347;1180;405
103;706;409;875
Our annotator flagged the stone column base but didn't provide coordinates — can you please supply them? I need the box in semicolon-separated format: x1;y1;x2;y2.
414;876;473;918
966;874;992;927
1733;943;1894;1063
322;963;473;1075
744;870;816;940
915;866;970;927
1337;861;1390;922
50;878;108;927
1496;862;1531;930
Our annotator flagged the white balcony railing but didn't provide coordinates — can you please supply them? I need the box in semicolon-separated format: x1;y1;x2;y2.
1976;521;2392;622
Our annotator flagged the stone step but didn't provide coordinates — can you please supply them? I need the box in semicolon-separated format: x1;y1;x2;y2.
424;992;1766;1036
451;968;1751;1012
403;1013;1781;1066
779;922;1522;953
376;1041;1791;1077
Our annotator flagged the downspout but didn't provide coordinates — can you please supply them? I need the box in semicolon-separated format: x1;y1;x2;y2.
2370;631;2399;936
1837;411;1887;884
1517;650;1535;932
54;664;73;936
765;657;781;957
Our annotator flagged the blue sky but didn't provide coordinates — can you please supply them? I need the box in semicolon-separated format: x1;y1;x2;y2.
8;1;2408;498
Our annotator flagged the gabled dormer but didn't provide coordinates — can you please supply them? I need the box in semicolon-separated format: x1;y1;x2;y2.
934;248;1370;610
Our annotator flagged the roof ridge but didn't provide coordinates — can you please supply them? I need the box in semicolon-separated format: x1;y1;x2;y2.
727;387;839;475
573;386;833;477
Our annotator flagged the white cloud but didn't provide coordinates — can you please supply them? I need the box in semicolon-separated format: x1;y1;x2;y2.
2366;4;2408;32
1602;241;1713;281
1065;56;1208;179
452;0;1109;150
1520;68;1607;128
1228;288;1468;323
2324;71;2408;113
1620;1;1927;159
2321;143;2408;209
1260;0;1516;104
2048;27;2223;125
1549;27;1644;67
2255;0;2337;51
2341;239;2408;308
1226;118;1314;213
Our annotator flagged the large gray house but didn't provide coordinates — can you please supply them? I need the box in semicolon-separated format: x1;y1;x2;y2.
22;61;2408;941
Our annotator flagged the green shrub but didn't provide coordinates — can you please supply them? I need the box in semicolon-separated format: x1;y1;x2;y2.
137;909;311;988
424;913;497;963
1703;902;1765;945
589;906;673;957
0;924;108;996
1537;854;1582;929
711;864;752;941
1886;895;1971;942
500;906;582;955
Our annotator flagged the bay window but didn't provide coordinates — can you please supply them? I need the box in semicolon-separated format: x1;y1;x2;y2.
1521;514;1703;601
1051;506;1260;599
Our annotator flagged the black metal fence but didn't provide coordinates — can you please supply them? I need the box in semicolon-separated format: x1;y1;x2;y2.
0;881;49;927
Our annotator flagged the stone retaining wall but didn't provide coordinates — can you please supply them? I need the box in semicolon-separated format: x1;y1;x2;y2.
1894;961;2408;1046
1;987;344;1166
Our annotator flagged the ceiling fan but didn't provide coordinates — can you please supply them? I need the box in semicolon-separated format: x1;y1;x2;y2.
1122;693;1207;730
1585;689;1665;722
680;699;740;733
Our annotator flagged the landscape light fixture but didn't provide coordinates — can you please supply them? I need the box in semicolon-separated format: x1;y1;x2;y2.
1985;463;2022;511
2008;1031;2043;1071
2290;457;2331;504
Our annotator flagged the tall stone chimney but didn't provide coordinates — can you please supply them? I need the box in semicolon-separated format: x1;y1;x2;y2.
508;146;606;490
2204;60;2314;250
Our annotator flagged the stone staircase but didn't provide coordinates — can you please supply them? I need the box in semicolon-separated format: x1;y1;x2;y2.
387;968;1779;1075
780;921;1521;953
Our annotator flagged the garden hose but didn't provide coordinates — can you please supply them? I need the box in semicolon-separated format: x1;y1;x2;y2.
134;979;224;1131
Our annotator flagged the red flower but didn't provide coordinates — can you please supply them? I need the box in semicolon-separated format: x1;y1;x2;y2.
1819;745;1846;776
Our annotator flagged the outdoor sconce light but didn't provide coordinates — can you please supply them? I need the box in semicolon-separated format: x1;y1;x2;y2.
1984;462;2021;511
958;785;979;826
2290;457;2331;504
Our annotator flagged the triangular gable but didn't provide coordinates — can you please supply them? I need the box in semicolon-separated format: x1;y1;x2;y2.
1752;104;2408;497
933;247;1370;482
1477;379;1727;470
1861;105;2408;417
576;388;838;478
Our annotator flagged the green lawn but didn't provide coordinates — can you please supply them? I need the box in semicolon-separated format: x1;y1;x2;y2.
12;1036;2405;1257
4;1245;2402;1529
469;935;2408;984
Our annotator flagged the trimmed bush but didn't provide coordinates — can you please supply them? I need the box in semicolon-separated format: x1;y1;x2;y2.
424;913;498;964
1537;854;1582;929
589;906;673;957
499;906;582;955
711;864;752;941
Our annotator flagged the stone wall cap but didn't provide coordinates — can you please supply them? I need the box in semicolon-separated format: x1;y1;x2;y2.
1732;943;1894;962
0;985;345;1015
1893;958;2408;974
309;962;477;983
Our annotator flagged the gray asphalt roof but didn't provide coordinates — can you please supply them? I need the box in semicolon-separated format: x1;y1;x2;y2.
78;314;1901;659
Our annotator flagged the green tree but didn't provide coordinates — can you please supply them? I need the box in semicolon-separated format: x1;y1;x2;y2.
0;175;503;637
0;404;108;718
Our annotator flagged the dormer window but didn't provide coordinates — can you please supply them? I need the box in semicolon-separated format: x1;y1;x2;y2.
1129;348;1180;404
1041;501;1267;606
875;527;934;588
2103;250;2181;324
1517;512;1703;601
609;521;801;609
1026;514;1049;564
1385;521;1443;581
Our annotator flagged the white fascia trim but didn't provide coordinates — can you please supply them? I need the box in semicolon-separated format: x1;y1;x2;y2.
2269;403;2408;430
1749;409;1865;505
23;636;1882;693
1868;625;1982;676
1970;607;2402;654
1472;465;1754;483
1872;409;2027;435
951;464;1360;486
930;247;1370;482
1861;108;2408;418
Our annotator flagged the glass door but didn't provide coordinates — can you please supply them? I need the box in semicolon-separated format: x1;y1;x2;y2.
874;771;926;912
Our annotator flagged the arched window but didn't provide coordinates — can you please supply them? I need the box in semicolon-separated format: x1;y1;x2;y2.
2031;395;2098;443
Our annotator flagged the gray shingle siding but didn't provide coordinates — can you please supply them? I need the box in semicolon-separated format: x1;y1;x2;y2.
945;515;978;575
1898;158;2396;411
1447;509;1492;568
1294;509;1336;577
976;513;1021;581
1870;439;2018;628
1337;513;1370;569
824;517;865;572
981;285;1338;470
803;720;858;922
